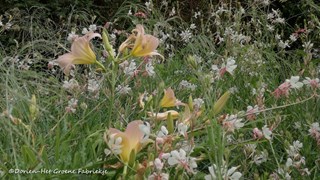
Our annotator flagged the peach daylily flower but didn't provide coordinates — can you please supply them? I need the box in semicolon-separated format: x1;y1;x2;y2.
106;120;144;163
160;88;184;108
119;24;163;58
147;110;180;121
56;32;101;75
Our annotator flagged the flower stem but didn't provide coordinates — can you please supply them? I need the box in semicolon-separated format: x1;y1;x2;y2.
95;60;106;72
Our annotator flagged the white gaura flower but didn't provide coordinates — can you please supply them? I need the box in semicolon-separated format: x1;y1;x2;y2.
254;151;268;165
246;105;259;120
287;76;303;89
204;165;217;180
205;165;242;180
303;77;319;89
222;114;244;133
106;133;123;155
286;158;293;168
145;62;155;77
262;125;272;140
293;140;303;150
88;79;100;93
167;149;197;173
148;172;169;180
62;78;79;91
177;123;188;137
139;122;151;143
123;61;137;76
154;158;164;171
193;98;204;109
227;167;242;180
157;126;169;138
116;85;132;95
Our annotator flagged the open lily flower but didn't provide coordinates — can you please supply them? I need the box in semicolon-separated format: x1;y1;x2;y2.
147;110;180;121
56;32;101;75
160;88;184;108
106;120;144;163
119;24;163;58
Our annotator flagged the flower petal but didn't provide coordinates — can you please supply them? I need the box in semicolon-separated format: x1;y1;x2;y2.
56;53;76;75
160;88;177;108
124;120;144;153
131;35;159;57
148;110;180;121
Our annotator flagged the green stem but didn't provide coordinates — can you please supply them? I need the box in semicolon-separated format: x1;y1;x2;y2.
95;60;106;72
116;54;132;64
123;164;128;178
108;61;116;127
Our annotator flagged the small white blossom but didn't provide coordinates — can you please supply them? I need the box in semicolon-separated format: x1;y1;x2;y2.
154;158;164;170
309;122;320;133
303;41;313;52
205;165;242;180
224;57;237;75
157;126;169;138
286;158;293;168
193;98;204;109
88;79;100;93
145;62;155;77
293;140;303;150
167;149;197;173
227;167;242;180
262;0;270;5
278;40;290;49
148;172;169;180
262;125;272;140
116;85;131;95
223;114;244;132
289;34;297;42
145;1;153;11
62;79;79;91
179;80;197;91
178;123;188;137
254;151;268;165
274;17;285;24
190;23;196;29
65;98;78;113
124;61;137;76
267;24;275;32
107;133;123;155
169;7;176;16
128;9;132;15
180;29;193;43
287;76;303;89
82;28;89;34
139;122;151;142
303;77;319;88
67;31;78;42
205;165;217;180
194;11;201;19
88;24;97;32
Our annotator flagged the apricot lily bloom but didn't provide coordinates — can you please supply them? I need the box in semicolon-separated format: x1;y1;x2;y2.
147;110;180;121
56;32;102;75
160;88;184;108
106;120;144;163
119;24;163;58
